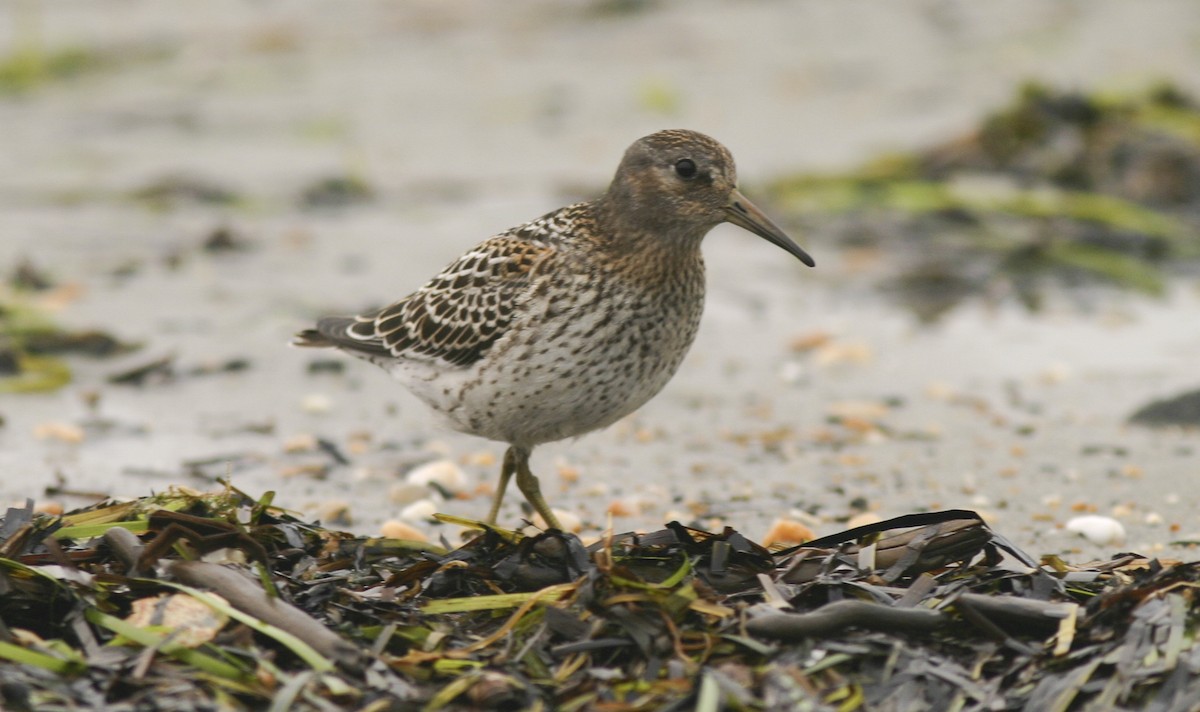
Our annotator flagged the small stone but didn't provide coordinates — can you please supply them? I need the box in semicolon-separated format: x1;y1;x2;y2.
34;422;85;444
778;360;806;384
406;459;468;493
556;462;582;485
606;499;635;517
1065;515;1126;546
380;519;428;541
581;482;610;497
761;518;815;547
788;331;832;353
533;508;582;533
346;431;372;455
827;400;890;421
1120;464;1144;479
1110;503;1134;519
846;511;882;528
462;450;497;467
400;498;441;522
813;340;873;367
282;433;319;453
1039;362;1073;385
35;501;64;515
300;394;333;414
317;500;352;526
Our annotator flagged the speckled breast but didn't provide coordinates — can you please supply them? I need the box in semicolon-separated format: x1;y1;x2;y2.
446;259;706;447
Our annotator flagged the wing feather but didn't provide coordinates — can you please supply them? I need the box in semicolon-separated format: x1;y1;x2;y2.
306;232;556;367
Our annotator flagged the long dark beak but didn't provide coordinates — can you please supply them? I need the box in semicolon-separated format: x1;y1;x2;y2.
724;189;815;267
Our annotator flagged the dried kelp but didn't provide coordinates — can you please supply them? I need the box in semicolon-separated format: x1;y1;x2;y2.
1;489;1197;711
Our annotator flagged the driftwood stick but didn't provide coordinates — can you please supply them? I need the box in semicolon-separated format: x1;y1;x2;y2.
167;560;362;668
103;526;145;576
746;600;945;640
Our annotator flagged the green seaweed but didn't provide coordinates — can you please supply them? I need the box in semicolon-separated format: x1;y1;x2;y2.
0;353;71;394
770;175;1190;246
0;45;97;93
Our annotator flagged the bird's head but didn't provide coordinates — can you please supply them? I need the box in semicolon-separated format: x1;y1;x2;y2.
602;129;814;267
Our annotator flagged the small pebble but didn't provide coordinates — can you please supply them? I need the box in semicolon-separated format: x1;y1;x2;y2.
778;360;806;384
606;499;635;517
581;482;610;497
663;509;689;522
300;394;333;414
1120;464;1144;479
533;508;582;533
35;501;64;515
826;400;890;421
556;462;581;485
788;330;832;352
346;431;372;455
1065;515;1126;546
462;450;496;467
34;422;85;444
846;511;883;529
380;519;428;541
1039;362;1073;384
813;340;873;367
405;459;468;493
924;381;957;401
761;518;815;547
400;498;441;522
317;500;352;525
1110;503;1134;519
200;547;247;565
1144;512;1164;526
282;433;319;453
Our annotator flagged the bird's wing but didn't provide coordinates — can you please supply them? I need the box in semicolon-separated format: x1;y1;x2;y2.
308;233;556;368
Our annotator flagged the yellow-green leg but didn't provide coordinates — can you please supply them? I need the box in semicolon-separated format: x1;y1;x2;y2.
486;447;517;525
511;446;563;530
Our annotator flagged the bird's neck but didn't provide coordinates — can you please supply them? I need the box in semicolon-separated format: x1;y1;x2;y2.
587;198;707;288
592;195;708;256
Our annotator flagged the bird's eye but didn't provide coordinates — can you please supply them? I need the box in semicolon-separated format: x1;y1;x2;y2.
674;159;697;179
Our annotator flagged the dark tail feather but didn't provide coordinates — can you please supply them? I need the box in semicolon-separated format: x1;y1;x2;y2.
292;317;391;358
292;328;335;348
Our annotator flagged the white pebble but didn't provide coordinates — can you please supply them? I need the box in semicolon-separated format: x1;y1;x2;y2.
301;393;333;414
778;360;806;384
532;509;582;533
1065;515;1126;546
1039;362;1073;384
405;459;468;493
1144;512;1164;526
399;498;441;522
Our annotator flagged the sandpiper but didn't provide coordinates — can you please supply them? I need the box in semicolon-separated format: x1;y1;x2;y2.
294;130;814;530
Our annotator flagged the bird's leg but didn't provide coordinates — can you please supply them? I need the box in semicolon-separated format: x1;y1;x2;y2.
486;447;518;525
512;446;563;530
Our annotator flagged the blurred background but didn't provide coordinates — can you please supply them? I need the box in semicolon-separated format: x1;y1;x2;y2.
2;0;1199;557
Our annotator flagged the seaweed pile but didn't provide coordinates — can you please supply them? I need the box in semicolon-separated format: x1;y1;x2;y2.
1;487;1197;710
768;84;1200;321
